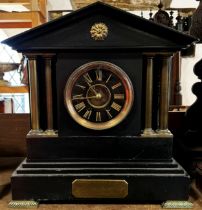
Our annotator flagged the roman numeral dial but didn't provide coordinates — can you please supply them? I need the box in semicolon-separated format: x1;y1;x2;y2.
65;61;134;130
83;110;92;120
111;102;122;112
112;82;122;90
75;102;86;112
96;112;102;122
83;73;93;85
114;94;124;100
96;69;102;81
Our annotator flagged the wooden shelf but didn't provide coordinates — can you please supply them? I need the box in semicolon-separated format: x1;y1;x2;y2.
0;86;28;93
71;0;158;10
0;0;47;28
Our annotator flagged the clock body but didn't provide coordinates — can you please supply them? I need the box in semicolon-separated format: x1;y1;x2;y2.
57;52;143;137
3;2;196;203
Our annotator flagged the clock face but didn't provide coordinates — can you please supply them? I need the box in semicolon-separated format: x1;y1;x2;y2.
64;61;134;130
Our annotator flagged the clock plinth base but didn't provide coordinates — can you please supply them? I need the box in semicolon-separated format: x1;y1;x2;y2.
26;136;173;160
11;159;190;203
11;136;189;203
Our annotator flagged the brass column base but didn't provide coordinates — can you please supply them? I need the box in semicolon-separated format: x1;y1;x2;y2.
141;128;157;137
27;129;43;136
44;129;58;136
8;200;39;208
156;129;173;137
162;200;193;209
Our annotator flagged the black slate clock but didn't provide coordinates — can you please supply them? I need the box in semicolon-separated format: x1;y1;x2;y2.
3;2;197;204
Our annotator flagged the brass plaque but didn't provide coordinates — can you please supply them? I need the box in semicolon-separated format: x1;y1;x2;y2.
72;179;128;198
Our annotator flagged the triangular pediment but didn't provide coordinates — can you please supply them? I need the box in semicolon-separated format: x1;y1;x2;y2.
3;2;197;52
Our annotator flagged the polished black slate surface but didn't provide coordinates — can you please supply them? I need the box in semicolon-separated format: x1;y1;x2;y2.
11;159;190;203
26;137;173;161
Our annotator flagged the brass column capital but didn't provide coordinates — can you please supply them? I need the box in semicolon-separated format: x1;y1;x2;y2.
143;53;156;57
143;52;174;57
25;53;38;60
41;54;56;59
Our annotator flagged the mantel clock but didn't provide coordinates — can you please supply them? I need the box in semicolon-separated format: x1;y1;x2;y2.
3;2;197;204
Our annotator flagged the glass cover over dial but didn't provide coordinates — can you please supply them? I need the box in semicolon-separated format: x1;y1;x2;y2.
64;61;134;130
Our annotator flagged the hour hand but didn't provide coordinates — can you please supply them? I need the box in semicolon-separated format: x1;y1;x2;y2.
72;95;98;100
86;82;98;95
90;86;98;95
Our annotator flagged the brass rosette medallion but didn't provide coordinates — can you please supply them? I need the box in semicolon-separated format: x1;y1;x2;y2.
90;23;108;40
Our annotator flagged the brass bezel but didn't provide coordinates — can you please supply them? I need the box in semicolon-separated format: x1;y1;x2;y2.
64;61;134;130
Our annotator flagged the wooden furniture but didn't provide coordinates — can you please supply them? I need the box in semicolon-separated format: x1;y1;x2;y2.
0;114;29;197
190;0;202;39
0;114;29;157
0;86;28;94
0;86;29;114
0;0;47;28
181;58;202;172
70;0;159;10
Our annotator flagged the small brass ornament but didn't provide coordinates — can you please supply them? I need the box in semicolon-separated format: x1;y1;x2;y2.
90;23;108;40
